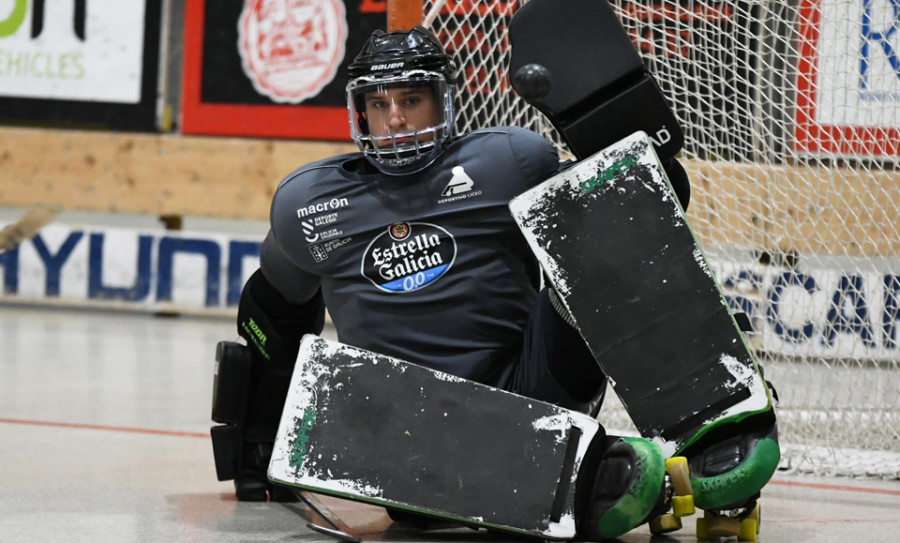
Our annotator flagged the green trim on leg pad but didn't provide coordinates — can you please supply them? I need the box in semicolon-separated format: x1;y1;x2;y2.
596;437;666;539
692;438;780;510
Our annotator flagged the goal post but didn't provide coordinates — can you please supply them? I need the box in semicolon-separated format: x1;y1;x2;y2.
387;0;424;30
387;0;900;479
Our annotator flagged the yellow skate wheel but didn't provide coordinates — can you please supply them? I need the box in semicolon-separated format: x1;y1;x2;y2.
697;515;740;538
666;456;693;496
649;513;682;534
749;501;761;524
696;517;711;540
739;518;759;541
672;495;695;517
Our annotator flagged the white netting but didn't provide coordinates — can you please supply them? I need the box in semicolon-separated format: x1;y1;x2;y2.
425;0;900;478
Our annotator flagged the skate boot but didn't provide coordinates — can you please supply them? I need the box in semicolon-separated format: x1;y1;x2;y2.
235;431;299;503
576;434;694;540
233;436;269;501
680;410;779;541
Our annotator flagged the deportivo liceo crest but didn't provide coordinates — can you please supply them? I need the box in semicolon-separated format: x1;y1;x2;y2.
362;223;457;293
238;0;348;104
390;222;410;240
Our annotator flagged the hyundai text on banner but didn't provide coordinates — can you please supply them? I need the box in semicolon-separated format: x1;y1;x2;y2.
0;223;262;315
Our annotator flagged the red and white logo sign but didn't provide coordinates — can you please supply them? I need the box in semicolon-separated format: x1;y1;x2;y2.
238;0;348;104
794;0;900;157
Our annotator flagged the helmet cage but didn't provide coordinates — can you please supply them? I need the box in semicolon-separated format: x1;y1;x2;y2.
347;70;454;175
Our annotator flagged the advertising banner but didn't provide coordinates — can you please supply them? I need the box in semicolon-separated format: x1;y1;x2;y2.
2;220;897;362
712;247;900;363
0;0;162;130
795;0;900;157
180;0;385;140
0;223;262;316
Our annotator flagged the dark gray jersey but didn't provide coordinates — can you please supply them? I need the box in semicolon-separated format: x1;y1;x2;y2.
261;126;560;384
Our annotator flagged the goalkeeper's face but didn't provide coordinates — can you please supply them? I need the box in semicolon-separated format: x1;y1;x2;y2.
363;86;441;141
347;70;454;175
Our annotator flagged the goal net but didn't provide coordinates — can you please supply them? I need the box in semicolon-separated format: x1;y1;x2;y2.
420;0;900;479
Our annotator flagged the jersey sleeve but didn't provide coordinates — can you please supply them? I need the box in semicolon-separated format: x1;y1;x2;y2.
259;230;321;306
505;126;561;189
261;167;328;305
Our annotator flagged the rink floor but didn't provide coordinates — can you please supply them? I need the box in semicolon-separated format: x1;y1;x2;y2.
2;304;899;543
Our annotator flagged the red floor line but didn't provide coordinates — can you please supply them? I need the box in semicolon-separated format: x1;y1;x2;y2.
769;478;900;496
0;417;208;438
766;519;899;525
2;415;899;497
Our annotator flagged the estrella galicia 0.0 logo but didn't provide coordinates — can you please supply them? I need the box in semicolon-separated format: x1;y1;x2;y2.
362;223;457;293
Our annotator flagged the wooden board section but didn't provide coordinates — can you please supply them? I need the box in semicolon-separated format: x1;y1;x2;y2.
684;160;900;258
0;127;355;220
1;126;896;258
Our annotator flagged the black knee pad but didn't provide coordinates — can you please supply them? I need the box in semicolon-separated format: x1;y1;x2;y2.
212;341;253;425
210;340;287;482
211;341;254;482
210;424;242;481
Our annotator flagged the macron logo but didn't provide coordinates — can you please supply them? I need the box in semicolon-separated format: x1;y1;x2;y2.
441;166;475;197
371;62;404;71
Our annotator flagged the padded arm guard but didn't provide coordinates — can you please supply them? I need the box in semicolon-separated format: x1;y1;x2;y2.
662;157;691;211
509;0;691;210
509;0;684;162
236;269;325;366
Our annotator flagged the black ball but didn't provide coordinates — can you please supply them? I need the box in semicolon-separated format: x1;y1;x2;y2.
513;63;552;100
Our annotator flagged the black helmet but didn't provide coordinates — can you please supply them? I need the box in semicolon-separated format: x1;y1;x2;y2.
348;26;457;79
346;27;457;175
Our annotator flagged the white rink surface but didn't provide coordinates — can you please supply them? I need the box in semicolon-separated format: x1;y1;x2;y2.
2;304;900;543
